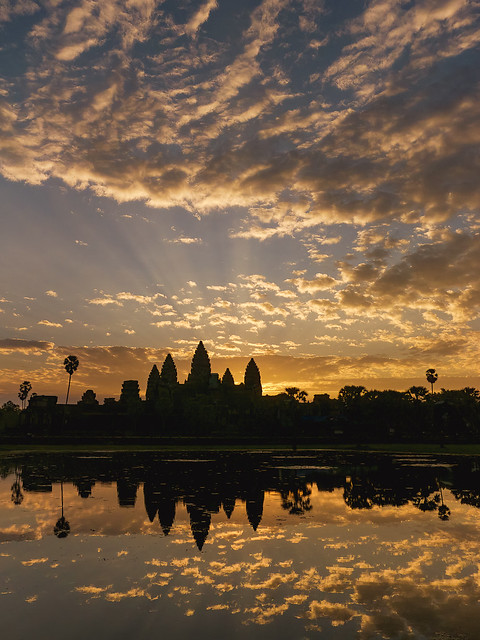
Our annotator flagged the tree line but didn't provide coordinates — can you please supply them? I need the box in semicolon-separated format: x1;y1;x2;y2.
1;347;479;442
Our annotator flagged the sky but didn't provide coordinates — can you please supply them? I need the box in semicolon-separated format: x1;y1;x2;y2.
1;0;479;403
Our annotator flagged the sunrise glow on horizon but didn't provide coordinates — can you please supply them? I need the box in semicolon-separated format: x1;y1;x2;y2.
1;0;479;403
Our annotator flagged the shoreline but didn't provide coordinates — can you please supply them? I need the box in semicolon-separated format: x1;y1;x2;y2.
1;438;480;455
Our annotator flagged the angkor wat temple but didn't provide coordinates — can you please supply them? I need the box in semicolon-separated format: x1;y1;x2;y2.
23;341;270;436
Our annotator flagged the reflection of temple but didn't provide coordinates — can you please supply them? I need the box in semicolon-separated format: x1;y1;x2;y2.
245;490;264;531
117;478;138;507
74;478;95;498
222;495;235;519
143;483;176;535
8;450;477;546
186;503;211;551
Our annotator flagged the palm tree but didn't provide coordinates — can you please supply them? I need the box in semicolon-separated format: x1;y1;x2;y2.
407;386;428;401
426;368;438;394
18;380;32;410
64;355;79;405
285;387;308;402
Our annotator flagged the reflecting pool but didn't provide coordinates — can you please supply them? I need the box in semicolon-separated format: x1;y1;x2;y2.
1;450;480;639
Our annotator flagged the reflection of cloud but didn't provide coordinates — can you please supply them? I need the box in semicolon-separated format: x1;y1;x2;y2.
21;558;48;566
355;571;480;640
244;602;289;625
0;524;39;542
76;585;111;595
4;476;480;637
244;571;298;590
105;588;149;602
306;599;356;625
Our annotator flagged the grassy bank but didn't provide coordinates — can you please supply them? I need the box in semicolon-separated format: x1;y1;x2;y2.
1;442;480;455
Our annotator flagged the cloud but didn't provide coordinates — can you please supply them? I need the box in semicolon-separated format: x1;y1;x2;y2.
287;273;339;293
0;338;54;353
169;237;203;245
0;0;478;238
185;0;218;38
87;291;165;307
0;0;39;24
88;296;123;306
38;320;63;328
1;1;480;403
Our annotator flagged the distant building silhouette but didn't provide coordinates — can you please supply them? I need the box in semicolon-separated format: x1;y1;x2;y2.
187;341;211;389
222;368;235;386
160;354;178;385
209;373;220;389
77;390;99;406
244;358;262;397
25;395;58;429
120;380;141;408
146;365;161;404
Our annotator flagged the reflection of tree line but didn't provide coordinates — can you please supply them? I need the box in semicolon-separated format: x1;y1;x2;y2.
6;453;480;547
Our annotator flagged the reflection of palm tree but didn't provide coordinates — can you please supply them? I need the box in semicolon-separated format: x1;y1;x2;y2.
426;369;438;394
343;477;374;510
11;467;24;505
437;482;451;521
412;488;440;512
280;479;313;515
54;481;70;538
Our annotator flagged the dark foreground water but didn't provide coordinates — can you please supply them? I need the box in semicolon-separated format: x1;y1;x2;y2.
1;450;480;640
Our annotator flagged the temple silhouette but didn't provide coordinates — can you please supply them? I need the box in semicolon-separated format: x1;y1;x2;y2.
4;341;479;443
22;341;271;438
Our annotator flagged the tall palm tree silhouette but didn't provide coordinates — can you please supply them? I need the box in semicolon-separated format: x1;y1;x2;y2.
426;368;438;394
18;381;32;410
64;355;79;405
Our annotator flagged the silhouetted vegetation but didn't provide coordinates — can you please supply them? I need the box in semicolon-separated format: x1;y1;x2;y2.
18;381;32;410
63;355;79;405
1;343;479;443
426;368;438;394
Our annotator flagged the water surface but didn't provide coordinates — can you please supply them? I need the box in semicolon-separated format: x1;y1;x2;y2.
1;450;480;639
